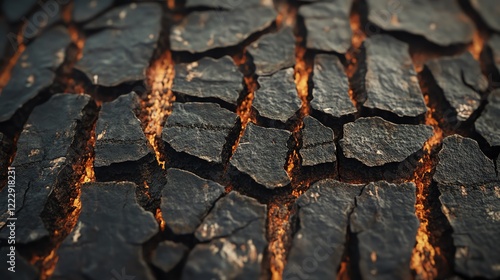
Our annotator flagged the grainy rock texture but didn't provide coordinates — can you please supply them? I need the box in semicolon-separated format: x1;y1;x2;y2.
300;116;336;166
475;90;500;147
469;0;500;32
151;241;189;274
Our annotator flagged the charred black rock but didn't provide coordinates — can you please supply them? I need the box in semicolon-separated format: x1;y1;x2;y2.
300;116;336;167
151;240;189;274
366;0;475;46
354;35;426;118
253;68;301;125
94;92;154;180
247;26;295;76
161;168;225;235
183;191;267;279
53;182;158;280
184;0;261;9
475;90;500;147
298;0;352;54
310;54;356;119
76;3;162;87
0;27;71;122
170;4;276;53
73;0;114;23
469;0;500;32
230;123;291;189
172;56;244;106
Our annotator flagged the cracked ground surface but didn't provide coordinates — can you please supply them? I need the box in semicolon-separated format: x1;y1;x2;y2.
0;0;499;279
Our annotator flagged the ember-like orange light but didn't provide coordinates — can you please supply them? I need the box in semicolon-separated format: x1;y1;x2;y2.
410;95;442;280
155;208;166;231
468;28;486;60
294;41;311;117
0;27;26;91
268;204;292;280
143;50;176;169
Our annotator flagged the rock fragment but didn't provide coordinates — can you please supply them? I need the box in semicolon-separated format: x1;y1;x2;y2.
300;116;336;167
366;0;475;46
284;179;362;279
73;0;114;22
184;0;260;9
354;35;426;118
0;94;93;243
53;182;158;280
151;241;189;274
0;27;71;122
350;181;418;280
310;54;355;118
253;68;301;124
298;0;352;53
76;3;161;87
230;123;291;189
170;4;276;53
94;92;154;179
172;56;244;105
161;168;225;235
475;90;500;147
425;52;488;122
247;26;295;76
183;191;267;279
469;0;500;32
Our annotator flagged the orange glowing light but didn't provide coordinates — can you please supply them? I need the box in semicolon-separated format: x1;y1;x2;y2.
294;42;311;117
268;204;292;280
155;208;166;231
143;50;176;169
0;27;26;91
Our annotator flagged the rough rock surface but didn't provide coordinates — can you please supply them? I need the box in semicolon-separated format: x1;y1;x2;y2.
183;191;267;279
366;0;475;46
0;27;71;122
76;3;161;87
161;168;225;235
162;102;239;164
310;54;356;118
356;35;426;117
300;116;336;166
2;0;37;22
434;135;497;187
53;182;158;280
151;241;189;274
0;94;92;243
284;179;362;279
350;181;418;280
253;68;301;123
485;34;500;80
247;26;295;76
185;0;260;9
435;135;500;278
469;0;500;32
298;0;352;53
230;123;291;189
170;4;276;53
425;52;488;122
73;0;114;22
340;117;433;167
172;56;244;105
475;90;500;147
94;92;153;169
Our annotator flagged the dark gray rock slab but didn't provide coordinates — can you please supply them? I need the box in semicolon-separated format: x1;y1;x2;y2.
2;0;37;22
366;0;475;46
300;116;336;166
183;191;267;279
230;123;291;189
284;179;362;279
0;26;71;122
356;35;426;118
0;248;38;280
434;135;497;186
151;240;189;274
475;90;500;147
94;92;153;168
162;102;239;164
73;0;114;23
161;168;225;235
247;26;295;76
52;182;158;280
425;52;488;122
350;181;418;280
0;94;92;243
310;54;356;118
170;4;276;53
185;0;260;10
172;56;244;105
469;0;500;32
76;3;161;87
253;68;301;123
439;182;500;278
340;117;433;167
484;34;500;82
298;0;352;54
